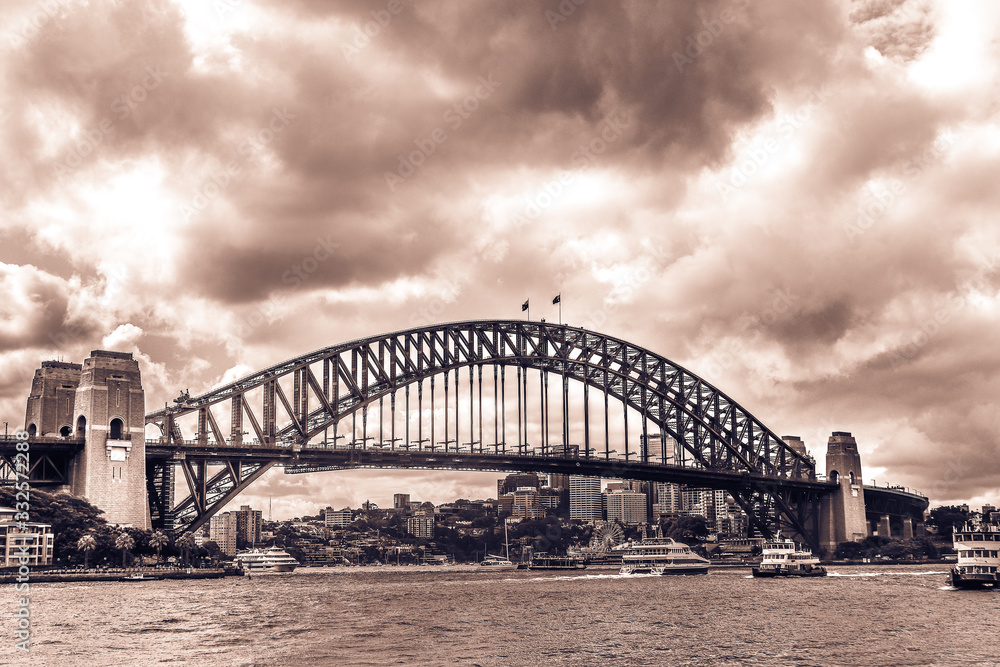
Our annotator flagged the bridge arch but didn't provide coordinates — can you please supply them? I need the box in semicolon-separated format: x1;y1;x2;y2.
145;320;821;541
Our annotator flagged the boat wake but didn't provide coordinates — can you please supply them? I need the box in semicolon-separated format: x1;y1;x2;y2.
827;571;947;577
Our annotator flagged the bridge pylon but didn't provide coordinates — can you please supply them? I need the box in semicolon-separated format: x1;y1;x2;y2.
68;351;151;529
819;431;867;556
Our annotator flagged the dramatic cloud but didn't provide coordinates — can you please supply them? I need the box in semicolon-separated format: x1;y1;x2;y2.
2;0;998;515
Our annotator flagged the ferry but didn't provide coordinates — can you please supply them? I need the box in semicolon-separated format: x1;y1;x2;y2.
752;537;826;577
950;522;999;589
526;554;587;571
234;546;300;574
619;537;710;575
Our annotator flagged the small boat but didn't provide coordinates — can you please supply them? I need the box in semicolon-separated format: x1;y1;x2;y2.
619;537;710;575
950;522;999;589
526;554;587;570
478;522;518;571
234;546;300;574
119;572;165;582
752;537;826;577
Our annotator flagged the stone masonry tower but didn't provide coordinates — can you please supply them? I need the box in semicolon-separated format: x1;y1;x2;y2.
819;431;867;556
24;361;83;437
69;351;150;529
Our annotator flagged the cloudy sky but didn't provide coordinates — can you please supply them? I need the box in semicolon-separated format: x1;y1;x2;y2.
1;0;998;519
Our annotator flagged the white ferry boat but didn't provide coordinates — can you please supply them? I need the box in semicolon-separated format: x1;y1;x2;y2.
619;537;710;575
950;522;999;589
752;537;826;577
234;547;300;574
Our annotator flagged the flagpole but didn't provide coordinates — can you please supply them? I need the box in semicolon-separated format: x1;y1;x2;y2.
559;295;562;325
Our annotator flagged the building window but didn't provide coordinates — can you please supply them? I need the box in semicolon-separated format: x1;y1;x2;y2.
27;423;36;436
60;425;71;437
110;418;124;440
76;415;87;438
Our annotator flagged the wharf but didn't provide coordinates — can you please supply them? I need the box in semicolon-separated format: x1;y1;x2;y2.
0;567;230;584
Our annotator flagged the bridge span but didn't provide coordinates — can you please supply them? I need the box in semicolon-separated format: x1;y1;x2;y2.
4;319;928;555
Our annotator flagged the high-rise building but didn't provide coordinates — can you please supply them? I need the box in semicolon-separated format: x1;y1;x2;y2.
498;473;543;498
655;482;681;517
406;514;434;538
235;504;262;548
512;487;545;520
605;490;648;525
394;493;411;509
569;476;602;521
209;512;238;556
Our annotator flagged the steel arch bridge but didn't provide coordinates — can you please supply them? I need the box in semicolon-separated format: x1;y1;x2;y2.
144;320;831;547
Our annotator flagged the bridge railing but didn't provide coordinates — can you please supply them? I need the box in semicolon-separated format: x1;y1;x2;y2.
864;482;925;498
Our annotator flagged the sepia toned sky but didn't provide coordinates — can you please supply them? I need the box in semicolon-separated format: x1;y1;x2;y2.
1;0;998;519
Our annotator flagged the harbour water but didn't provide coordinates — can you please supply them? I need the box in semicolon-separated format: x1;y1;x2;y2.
5;564;998;666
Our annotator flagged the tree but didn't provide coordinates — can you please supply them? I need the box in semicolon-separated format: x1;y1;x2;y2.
77;534;97;569
661;516;709;543
149;531;170;564
927;506;971;537
835;541;864;560
176;534;196;567
115;532;135;568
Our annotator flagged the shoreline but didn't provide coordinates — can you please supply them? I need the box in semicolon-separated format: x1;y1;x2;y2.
0;567;230;584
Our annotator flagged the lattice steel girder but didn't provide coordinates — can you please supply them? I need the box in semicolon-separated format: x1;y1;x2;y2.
146;321;815;479
168;459;275;535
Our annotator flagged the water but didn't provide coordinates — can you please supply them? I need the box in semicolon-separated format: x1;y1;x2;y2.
4;564;998;666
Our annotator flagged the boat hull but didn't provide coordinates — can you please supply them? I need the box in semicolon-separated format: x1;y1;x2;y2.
950;569;998;589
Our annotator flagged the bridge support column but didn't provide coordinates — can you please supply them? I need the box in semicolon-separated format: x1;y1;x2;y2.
902;516;913;540
819;431;867;557
878;514;891;538
69;351;150;529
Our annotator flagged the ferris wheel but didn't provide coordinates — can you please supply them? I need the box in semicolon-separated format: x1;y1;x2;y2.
589;522;625;553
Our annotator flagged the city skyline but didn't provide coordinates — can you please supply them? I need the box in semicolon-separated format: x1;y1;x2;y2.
2;0;999;517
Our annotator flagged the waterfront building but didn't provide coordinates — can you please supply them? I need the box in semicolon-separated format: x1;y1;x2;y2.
0;507;54;567
393;493;410;509
605;490;648;525
406;514;435;539
569;476;602;521
209;512;238;556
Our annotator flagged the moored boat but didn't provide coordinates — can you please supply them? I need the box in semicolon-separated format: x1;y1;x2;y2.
950;522;999;589
234;546;300;574
619;537;709;575
752;537;826;577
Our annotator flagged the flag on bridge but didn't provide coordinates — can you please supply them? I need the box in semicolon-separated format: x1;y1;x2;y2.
552;294;560;305
521;300;529;311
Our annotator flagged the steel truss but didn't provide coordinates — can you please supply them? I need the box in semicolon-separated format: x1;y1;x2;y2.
146;321;822;543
